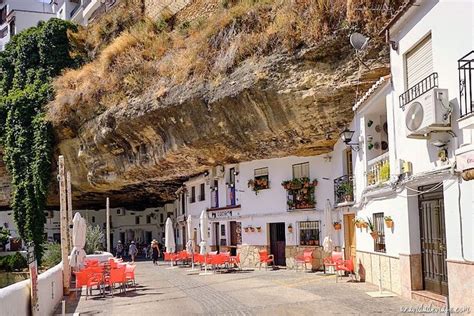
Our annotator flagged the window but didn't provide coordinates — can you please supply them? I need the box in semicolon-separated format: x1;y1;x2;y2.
292;162;309;179
146;215;151;224
344;149;353;176
190;186;196;203
91;216;95;223
373;213;386;253
199;183;205;201
254;167;269;190
135;216;140;225
299;221;320;246
0;7;6;25
220;224;226;236
160;213;164;223
405;34;433;89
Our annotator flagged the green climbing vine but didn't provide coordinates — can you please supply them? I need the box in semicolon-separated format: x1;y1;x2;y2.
0;19;81;263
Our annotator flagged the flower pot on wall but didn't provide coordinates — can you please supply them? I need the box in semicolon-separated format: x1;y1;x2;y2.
333;223;342;230
244;227;249;233
288;226;293;233
385;220;394;228
256;226;262;232
370;231;379;239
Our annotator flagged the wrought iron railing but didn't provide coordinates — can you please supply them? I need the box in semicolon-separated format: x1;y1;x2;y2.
367;152;390;186
334;175;354;205
459;51;474;118
399;72;438;110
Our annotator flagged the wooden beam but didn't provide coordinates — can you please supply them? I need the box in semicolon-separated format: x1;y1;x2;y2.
58;156;70;295
106;197;110;253
66;171;73;253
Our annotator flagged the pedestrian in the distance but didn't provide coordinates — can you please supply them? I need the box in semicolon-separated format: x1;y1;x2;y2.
151;239;160;265
116;240;123;259
129;241;138;263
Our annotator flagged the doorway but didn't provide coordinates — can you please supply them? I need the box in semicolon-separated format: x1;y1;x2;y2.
343;214;356;264
269;223;286;266
213;222;220;252
145;231;152;245
419;185;448;296
230;221;239;256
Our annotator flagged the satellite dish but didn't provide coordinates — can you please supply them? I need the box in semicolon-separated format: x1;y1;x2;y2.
405;101;424;132
350;33;369;50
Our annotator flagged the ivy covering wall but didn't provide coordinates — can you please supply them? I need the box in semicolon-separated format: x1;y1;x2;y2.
0;19;80;262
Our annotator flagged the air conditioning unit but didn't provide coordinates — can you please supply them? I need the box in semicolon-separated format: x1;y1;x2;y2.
405;89;451;138
116;208;125;216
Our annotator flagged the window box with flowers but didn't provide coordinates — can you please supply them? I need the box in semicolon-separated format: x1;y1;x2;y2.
281;177;318;210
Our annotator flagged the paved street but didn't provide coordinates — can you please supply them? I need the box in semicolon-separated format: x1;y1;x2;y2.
60;261;419;315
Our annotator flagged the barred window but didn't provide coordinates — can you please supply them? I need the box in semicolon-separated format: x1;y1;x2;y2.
299;221;320;246
373;213;386;253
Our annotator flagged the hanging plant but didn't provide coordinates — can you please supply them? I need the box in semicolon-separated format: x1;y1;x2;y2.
333;221;342;230
384;216;394;228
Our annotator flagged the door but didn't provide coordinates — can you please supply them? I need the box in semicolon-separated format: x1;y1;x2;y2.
269;223;286;266
213;222;220;252
343;214;356;264
230;221;238;256
145;231;152;245
419;185;448;296
119;232;125;244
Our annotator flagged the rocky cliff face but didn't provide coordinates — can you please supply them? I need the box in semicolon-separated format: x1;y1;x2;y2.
0;0;395;208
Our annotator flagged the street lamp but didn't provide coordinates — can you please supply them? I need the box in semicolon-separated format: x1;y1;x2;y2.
340;128;360;152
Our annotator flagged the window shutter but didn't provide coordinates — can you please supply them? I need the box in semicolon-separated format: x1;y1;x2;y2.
405;35;433;88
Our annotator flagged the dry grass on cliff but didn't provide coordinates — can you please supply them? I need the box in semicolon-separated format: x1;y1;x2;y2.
48;0;400;125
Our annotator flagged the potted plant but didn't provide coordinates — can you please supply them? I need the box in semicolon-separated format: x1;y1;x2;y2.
333;221;342;230
281;180;292;190
384;216;394;228
353;217;363;228
244;227;250;233
380;163;390;182
287;199;295;210
337;181;353;202
249;226;255;232
256;226;262;232
367;217;378;239
288;224;293;233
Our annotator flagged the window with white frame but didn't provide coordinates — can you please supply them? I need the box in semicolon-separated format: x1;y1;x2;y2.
292;162;310;179
298;221;320;246
405;34;433;89
254;167;269;190
190;186;196;203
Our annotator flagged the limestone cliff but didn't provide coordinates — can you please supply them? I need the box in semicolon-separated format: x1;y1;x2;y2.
0;0;401;208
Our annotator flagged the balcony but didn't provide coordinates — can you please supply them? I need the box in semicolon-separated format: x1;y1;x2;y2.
226;185;236;206
367;152;390;186
334;175;354;205
282;178;317;211
399;72;438;110
459;51;474;118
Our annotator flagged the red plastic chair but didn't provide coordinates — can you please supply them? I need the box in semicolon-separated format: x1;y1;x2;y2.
323;251;343;274
258;250;274;270
84;259;99;267
125;264;137;290
193;253;204;265
108;266;126;295
295;249;313;272
73;270;88;295
230;253;241;270
335;258;355;282
84;266;104;299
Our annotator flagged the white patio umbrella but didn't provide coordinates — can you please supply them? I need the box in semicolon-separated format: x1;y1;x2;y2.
199;210;212;275
69;212;87;268
165;217;176;253
165;217;176;268
322;199;334;253
186;215;196;270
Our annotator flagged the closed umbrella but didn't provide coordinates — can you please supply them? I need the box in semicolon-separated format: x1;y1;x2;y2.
199;210;212;275
165;217;175;253
186;215;196;271
322;199;334;253
70;213;87;268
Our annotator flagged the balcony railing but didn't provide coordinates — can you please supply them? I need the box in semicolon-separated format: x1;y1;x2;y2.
334;175;354;205
399;72;438;110
459;51;474;118
367;152;390;186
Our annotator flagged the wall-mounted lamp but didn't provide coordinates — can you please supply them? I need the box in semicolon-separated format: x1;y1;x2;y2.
233;170;239;176
340;128;360;151
203;170;209;177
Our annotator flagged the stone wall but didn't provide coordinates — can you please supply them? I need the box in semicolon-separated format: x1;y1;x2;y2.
238;244;268;268
285;246;326;271
356;251;401;295
447;260;474;312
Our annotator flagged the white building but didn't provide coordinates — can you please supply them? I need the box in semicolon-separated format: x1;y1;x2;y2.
326;0;474;309
0;0;55;51
53;0;117;26
179;157;343;268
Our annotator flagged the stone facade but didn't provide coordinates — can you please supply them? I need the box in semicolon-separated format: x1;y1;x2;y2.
356;251;401;295
447;260;474;312
285;246;326;271
238;245;268;269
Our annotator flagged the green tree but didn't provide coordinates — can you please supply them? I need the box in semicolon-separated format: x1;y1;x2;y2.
0;18;81;263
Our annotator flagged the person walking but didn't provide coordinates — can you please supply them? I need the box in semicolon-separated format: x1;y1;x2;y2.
116;240;123;259
129;241;138;263
151;239;160;265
